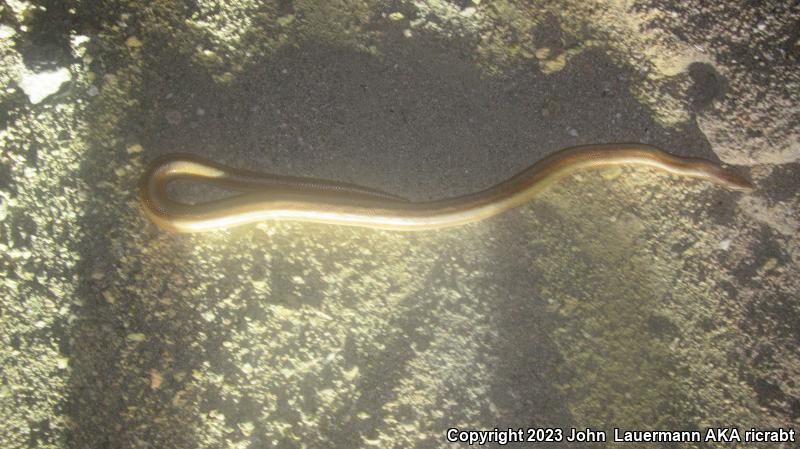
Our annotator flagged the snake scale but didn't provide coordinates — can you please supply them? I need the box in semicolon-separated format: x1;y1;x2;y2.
139;143;752;233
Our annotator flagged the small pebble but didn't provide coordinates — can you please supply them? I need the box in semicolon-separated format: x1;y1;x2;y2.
127;333;147;342
18;67;71;104
0;24;16;39
102;290;116;304
600;166;622;180
277;14;295;26
125;36;143;48
149;369;163;389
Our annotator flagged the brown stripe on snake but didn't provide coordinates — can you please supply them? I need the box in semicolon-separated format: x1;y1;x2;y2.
139;143;753;233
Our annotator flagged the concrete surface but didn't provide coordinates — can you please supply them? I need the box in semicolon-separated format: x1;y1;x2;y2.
0;0;797;448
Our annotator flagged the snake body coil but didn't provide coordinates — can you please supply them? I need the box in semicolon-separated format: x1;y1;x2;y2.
140;144;752;233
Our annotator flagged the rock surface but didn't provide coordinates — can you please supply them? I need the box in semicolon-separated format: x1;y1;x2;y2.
0;1;797;448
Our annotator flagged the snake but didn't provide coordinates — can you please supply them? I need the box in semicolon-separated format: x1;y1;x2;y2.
139;143;752;233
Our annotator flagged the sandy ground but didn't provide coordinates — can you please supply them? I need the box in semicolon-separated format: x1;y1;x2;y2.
0;0;798;448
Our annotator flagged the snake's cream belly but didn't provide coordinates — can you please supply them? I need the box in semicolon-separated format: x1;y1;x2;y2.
139;144;752;233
